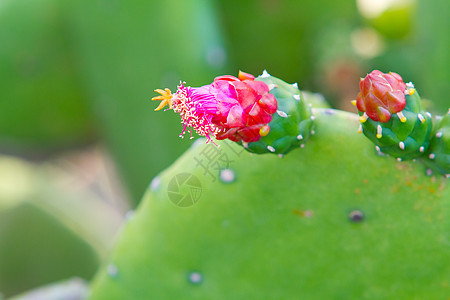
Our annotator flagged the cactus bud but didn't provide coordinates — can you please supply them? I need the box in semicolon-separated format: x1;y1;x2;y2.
356;70;406;123
426;110;450;176
152;71;277;144
242;72;314;155
355;70;433;160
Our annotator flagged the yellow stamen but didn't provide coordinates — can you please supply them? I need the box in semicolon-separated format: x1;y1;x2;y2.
408;88;415;95
351;100;357;106
152;88;173;111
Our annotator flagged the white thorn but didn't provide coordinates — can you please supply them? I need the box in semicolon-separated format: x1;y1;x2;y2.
375;146;381;152
419;146;425;152
376;125;382;139
297;134;303;140
436;131;443;138
277;110;288;118
399;141;405;150
418;113;425;123
242;142;248;148
267;145;276;152
292;82;299;89
293;94;301;101
397;158;402;162
406;82;415;89
429;153;436;159
268;84;278;90
261;70;271;78
219;169;235;183
426;112;432;118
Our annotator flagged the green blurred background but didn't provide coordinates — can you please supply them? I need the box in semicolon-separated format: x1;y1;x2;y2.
0;0;448;297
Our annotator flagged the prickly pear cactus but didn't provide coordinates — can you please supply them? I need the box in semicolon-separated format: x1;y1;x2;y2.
89;71;448;299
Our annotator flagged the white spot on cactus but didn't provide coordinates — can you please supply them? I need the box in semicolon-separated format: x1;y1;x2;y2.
406;82;415;89
125;210;135;221
426;112;432;118
278;154;284;158
188;272;203;284
292;82;299;89
399;141;405;150
107;264;119;278
396;158;402;162
325;109;335;115
150;176;161;192
268;84;278;90
426;169;433;176
242;142;249;148
436;131;443;138
429;153;436;160
375;146;381;152
267;146;276;152
311;116;316;121
311;130;315;135
260;70;271;78
300;144;305;148
293;94;301;101
445;174;450;179
297;134;303;140
277;110;288;118
219;169;235;183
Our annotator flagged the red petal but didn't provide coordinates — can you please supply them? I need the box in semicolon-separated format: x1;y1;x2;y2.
214;75;239;82
376;106;392;123
226;105;246;127
386;90;406;113
258;94;277;114
356;93;366;112
238;70;255;81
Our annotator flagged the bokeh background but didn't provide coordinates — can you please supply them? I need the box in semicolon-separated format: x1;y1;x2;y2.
0;0;448;298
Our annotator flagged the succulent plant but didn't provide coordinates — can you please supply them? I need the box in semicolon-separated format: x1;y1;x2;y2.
89;70;448;299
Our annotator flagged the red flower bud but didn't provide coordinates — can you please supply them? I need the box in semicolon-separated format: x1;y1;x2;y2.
356;70;407;122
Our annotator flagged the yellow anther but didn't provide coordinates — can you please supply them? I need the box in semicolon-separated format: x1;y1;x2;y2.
408;88;416;95
351;100;357;106
152;88;173;111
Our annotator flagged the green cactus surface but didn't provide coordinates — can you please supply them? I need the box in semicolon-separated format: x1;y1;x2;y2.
89;109;449;299
358;89;433;161
243;73;314;155
426;110;450;175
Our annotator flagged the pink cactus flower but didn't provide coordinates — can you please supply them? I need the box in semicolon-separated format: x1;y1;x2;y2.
152;71;277;144
356;70;407;123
